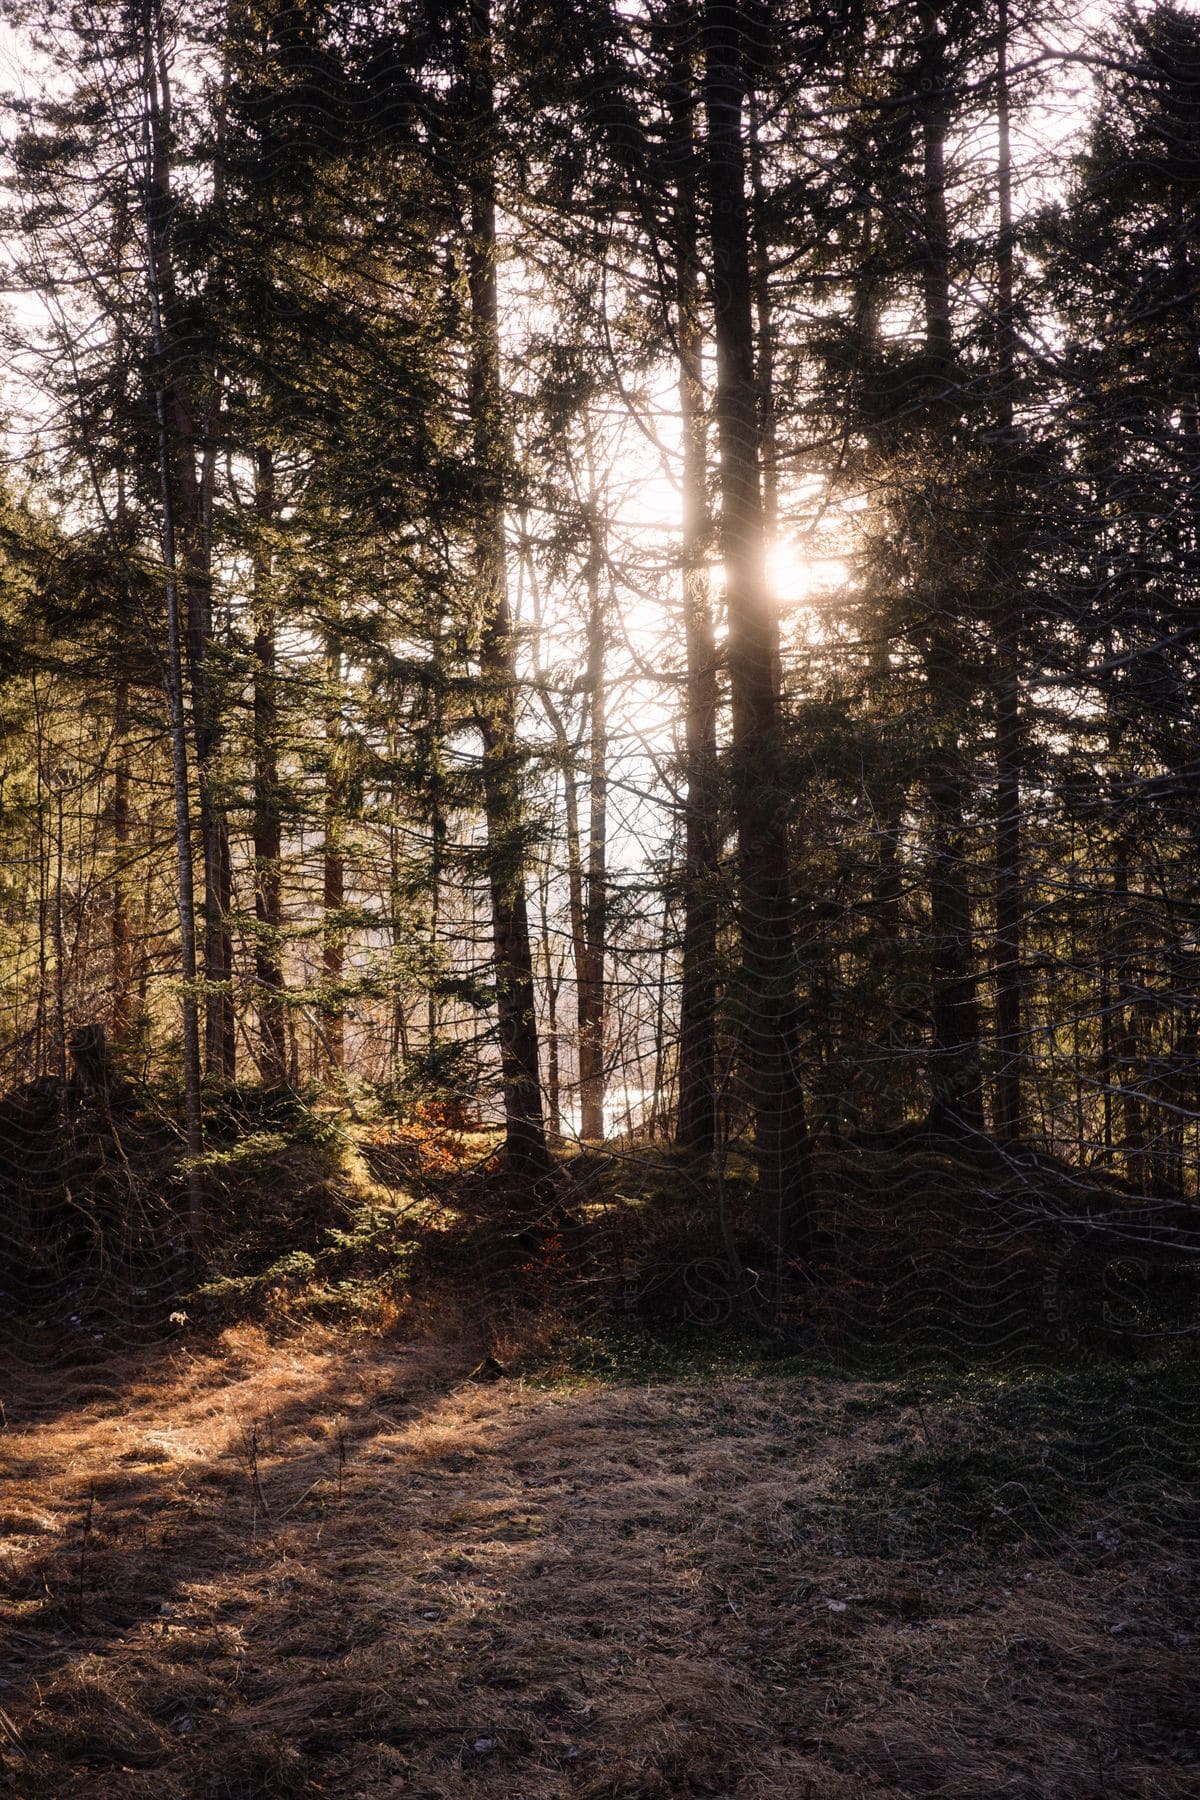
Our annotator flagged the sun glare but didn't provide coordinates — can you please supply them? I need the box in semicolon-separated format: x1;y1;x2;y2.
768;540;812;605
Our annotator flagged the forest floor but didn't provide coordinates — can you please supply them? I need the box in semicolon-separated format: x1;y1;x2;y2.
1;1323;1198;1799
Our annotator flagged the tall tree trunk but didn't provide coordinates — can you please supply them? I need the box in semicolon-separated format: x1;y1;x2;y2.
577;492;608;1140
747;87;777;544
670;0;720;1155
704;0;811;1257
538;863;563;1138
1112;831;1144;1182
526;530;588;1136
144;0;234;1083
1100;940;1115;1160
426;616;447;1053
927;761;984;1130
854;208;909;1095
992;0;1024;1140
465;0;549;1177
139;0;204;1236
199;736;235;1081
52;775;66;1082
651;877;674;1138
31;676;48;1075
918;2;983;1133
252;446;287;1085
110;678;134;1046
110;459;135;1049
322;629;346;1075
385;722;411;1076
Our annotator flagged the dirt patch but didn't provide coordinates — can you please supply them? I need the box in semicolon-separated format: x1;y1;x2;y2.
1;1331;1196;1797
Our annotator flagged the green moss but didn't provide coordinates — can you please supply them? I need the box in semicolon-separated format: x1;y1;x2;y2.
524;1321;811;1388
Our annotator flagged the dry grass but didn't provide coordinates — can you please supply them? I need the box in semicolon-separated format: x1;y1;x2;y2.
1;1325;1197;1798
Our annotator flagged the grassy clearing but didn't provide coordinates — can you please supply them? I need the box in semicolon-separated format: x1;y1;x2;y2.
1;1322;1197;1798
3;1120;1198;1793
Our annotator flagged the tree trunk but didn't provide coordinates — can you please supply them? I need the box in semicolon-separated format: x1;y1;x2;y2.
538;864;563;1138
110;679;134;1046
991;0;1024;1140
31;676;48;1075
577;492;607;1140
140;0;204;1237
854;208;909;1095
199;763;235;1081
670;0;720;1156
747;87;777;544
918;2;983;1133
927;754;984;1131
144;0;233;1084
704;0;811;1257
526;529;588;1138
322;629;346;1074
465;0;549;1177
1112;834;1144;1182
252;445;287;1085
385;725;411;1076
426;616;447;1053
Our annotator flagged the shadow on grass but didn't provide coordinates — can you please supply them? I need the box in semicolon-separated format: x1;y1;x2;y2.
2;1319;1199;1798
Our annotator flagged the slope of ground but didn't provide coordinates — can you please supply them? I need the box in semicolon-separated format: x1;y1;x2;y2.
1;1328;1197;1798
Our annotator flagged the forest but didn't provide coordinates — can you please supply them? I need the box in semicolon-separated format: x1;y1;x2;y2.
0;0;1198;1795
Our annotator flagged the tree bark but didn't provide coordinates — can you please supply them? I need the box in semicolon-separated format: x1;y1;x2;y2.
145;1;234;1083
110;679;134;1046
252;445;287;1085
704;0;811;1256
927;756;984;1132
465;0;549;1177
670;0;720;1156
918;2;983;1133
747;87;777;545
992;0;1024;1140
538;863;563;1138
526;530;588;1137
322;627;346;1074
577;491;608;1140
426;616;447;1054
139;0;204;1237
1112;831;1144;1181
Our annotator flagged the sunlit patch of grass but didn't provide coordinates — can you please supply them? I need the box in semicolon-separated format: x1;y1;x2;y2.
4;1327;1199;1798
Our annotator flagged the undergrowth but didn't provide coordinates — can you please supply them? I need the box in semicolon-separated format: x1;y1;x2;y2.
4;1074;1199;1387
